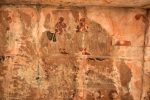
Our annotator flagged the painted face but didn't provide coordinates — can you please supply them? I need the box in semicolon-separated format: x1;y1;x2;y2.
135;14;141;20
59;17;64;22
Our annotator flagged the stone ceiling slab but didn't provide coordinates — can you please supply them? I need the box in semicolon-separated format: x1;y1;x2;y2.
0;0;150;8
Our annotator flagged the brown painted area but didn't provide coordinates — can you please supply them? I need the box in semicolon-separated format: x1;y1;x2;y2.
0;4;149;100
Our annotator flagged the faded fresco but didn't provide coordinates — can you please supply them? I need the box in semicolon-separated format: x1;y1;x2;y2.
0;3;149;100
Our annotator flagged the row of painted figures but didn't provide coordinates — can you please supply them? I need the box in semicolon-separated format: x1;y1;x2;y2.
86;90;120;100
47;17;88;41
46;14;149;54
74;89;150;100
46;17;90;55
45;16;134;55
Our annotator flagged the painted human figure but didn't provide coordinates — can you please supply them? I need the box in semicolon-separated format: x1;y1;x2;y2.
55;17;68;54
55;17;67;35
76;18;90;55
6;16;14;52
135;14;149;46
144;89;150;100
109;90;120;100
76;18;88;33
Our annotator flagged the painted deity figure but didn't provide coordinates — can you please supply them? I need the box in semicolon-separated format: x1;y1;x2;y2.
55;17;68;54
76;18;88;33
55;17;67;35
76;18;90;55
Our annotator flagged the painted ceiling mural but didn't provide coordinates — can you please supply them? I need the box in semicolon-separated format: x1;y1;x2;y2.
0;1;150;100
